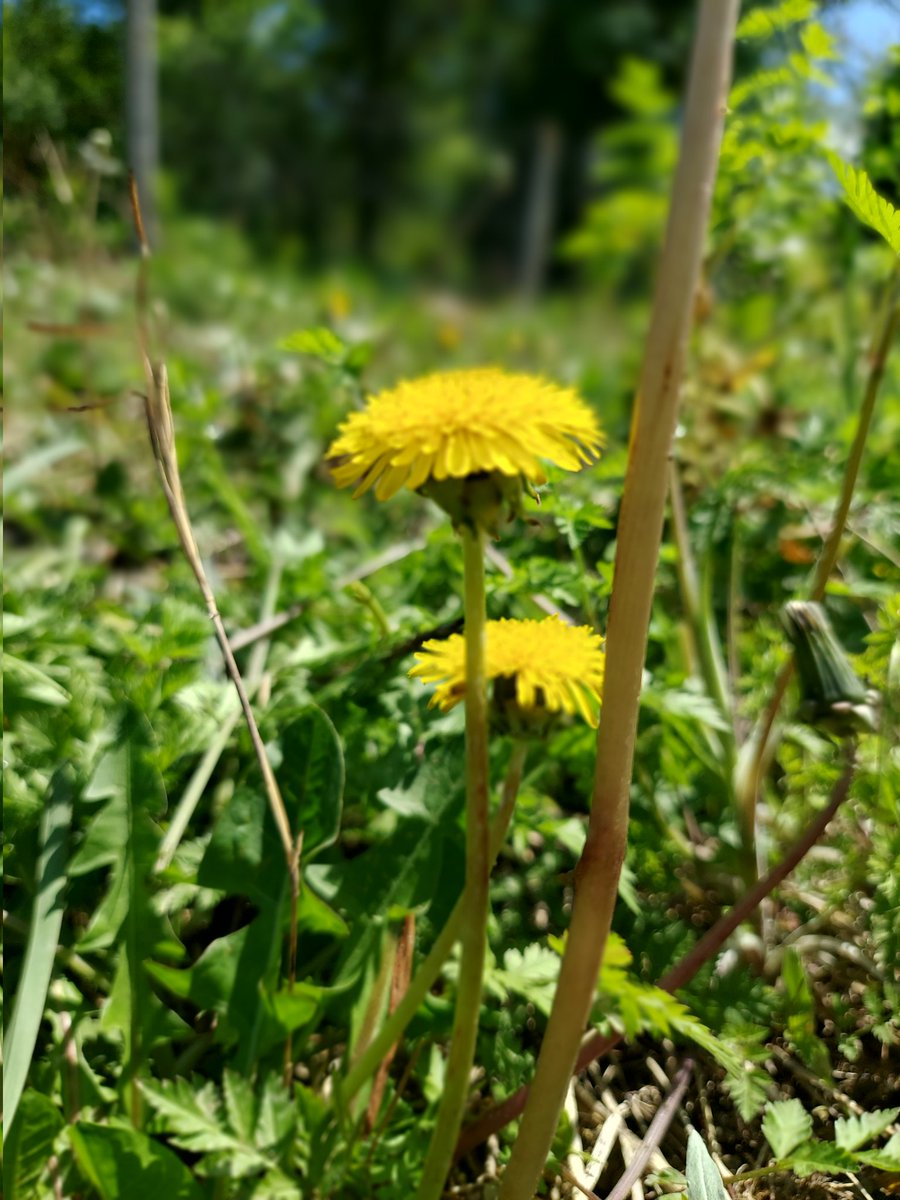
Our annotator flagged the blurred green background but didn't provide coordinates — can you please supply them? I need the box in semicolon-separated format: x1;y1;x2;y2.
5;0;897;290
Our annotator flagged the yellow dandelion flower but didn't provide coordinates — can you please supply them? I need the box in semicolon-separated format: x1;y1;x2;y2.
326;288;352;322
327;367;603;504
410;616;605;729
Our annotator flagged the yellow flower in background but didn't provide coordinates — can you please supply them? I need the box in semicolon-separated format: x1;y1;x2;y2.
327;367;603;503
410;616;605;728
326;286;352;322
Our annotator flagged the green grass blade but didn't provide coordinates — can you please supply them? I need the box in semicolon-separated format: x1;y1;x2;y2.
3;769;74;1127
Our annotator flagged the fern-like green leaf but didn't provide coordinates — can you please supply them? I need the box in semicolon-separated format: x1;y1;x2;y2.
222;1070;259;1146
724;1068;771;1122
827;153;900;254
762;1099;813;1159
494;944;562;1016
278;327;346;362
800;21;838;60
730;66;796;110
245;1170;303;1199
834;1107;900;1153
590;935;745;1077
854;1130;900;1172
737;0;815;40
142;1076;293;1180
783;1139;858;1178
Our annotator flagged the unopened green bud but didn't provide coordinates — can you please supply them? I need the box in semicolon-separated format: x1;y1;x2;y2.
782;601;879;736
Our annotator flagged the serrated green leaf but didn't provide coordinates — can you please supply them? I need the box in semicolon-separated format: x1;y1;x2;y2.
724;1068;771;1122
142;1076;274;1178
685;1128;730;1199
730;66;796;109
763;1099;813;1159
494;945;561;1016
246;1170;304;1199
223;1070;259;1145
800;21;838;60
278;327;346;362
783;1139;858;1178
588;934;743;1077
834;1107;900;1152
827;153;900;254
781;948;832;1079
196;785;268;895
255;1073;298;1159
599;931;634;972
142;1076;231;1151
854;1129;900;1171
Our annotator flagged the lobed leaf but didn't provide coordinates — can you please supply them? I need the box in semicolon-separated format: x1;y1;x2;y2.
827;153;900;254
278;327;347;362
783;1139;858;1178
762;1098;813;1159
834;1107;900;1153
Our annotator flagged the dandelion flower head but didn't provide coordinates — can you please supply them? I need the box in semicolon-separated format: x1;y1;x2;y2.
410;615;605;728
328;367;603;503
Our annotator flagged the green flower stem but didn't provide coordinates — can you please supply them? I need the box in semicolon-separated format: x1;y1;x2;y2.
498;4;738;1195
415;525;491;1200
341;741;528;1107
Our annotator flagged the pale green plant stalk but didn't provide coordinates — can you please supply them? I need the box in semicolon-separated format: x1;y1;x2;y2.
669;460;737;756
734;262;899;867
129;179;305;1079
415;526;491;1200
341;740;528;1106
498;4;739;1194
129;179;299;881
155;553;284;873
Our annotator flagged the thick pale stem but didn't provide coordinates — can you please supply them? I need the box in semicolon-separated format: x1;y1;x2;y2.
498;4;739;1195
415;526;491;1200
342;742;527;1105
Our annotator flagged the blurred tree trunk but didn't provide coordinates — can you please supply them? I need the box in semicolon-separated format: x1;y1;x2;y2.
126;0;159;244
518;120;562;301
353;0;393;263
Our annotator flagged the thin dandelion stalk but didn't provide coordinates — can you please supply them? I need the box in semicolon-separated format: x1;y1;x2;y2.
414;526;491;1200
